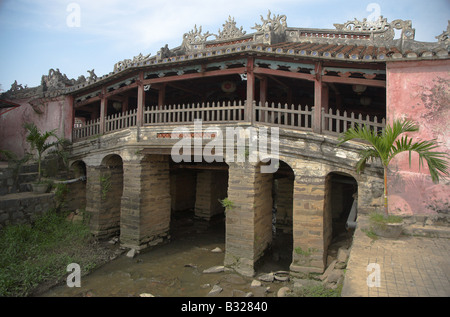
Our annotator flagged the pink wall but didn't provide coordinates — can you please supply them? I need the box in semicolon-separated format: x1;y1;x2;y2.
386;60;450;215
0;96;73;158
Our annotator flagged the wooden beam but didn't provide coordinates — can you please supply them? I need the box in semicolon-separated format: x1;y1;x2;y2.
254;67;315;82
322;75;386;87
142;67;246;85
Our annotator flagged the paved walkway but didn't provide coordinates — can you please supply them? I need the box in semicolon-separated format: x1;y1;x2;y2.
341;215;450;297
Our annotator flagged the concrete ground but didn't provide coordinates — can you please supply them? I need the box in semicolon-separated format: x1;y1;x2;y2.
341;215;450;297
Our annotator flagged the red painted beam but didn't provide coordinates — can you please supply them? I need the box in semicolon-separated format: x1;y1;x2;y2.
142;67;247;85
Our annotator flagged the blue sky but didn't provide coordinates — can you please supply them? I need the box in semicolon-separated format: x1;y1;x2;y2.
0;0;448;91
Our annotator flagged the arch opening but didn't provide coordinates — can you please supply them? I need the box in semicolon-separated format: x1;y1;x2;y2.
324;172;358;266
255;160;294;273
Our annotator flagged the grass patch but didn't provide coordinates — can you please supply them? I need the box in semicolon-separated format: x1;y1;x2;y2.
0;209;108;297
369;212;403;224
291;284;341;297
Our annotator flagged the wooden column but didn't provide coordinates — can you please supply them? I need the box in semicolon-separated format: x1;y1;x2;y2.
122;97;129;113
99;87;107;135
137;71;144;127
322;83;329;131
158;84;166;109
246;57;255;123
67;95;75;142
313;62;323;134
259;76;267;122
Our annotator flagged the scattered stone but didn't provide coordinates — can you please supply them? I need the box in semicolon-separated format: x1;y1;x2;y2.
251;280;262;287
211;247;223;253
126;249;136;258
277;287;291;297
184;263;197;269
108;237;119;245
337;247;349;263
203;265;225;274
258;272;274;282
139;293;154;297
208;284;223;296
200;283;211;289
245;292;253;297
320;260;337;281
326;269;344;284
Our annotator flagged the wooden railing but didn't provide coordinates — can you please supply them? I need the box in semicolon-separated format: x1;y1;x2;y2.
73;118;101;140
72;100;385;141
254;101;313;131
144;101;246;125
322;108;385;136
105;109;137;133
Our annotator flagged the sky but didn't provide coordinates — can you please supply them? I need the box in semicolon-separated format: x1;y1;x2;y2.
0;0;449;91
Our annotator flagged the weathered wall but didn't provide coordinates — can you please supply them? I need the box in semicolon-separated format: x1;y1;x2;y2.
0;96;73;158
0;193;55;229
386;60;450;215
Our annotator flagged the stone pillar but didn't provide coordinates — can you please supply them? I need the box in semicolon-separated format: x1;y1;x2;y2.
290;173;326;276
120;155;171;250
225;162;272;277
85;163;122;238
195;170;228;221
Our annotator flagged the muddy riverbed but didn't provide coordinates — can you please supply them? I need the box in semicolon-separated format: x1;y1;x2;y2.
40;213;294;297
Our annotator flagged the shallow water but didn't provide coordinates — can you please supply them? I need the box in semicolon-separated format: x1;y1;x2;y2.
41;215;292;297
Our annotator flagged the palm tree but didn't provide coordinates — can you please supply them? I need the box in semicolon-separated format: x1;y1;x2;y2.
24;123;63;182
338;119;449;216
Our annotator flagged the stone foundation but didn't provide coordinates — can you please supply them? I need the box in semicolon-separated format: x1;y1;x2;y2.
0;192;55;229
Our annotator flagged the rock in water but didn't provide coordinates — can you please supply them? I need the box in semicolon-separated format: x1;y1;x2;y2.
208;285;223;296
126;249;136;258
203;265;225;273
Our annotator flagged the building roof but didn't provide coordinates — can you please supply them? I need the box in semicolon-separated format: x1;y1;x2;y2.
2;12;449;100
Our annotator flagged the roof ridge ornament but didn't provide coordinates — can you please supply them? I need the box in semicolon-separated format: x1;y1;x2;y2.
183;24;213;44
334;16;390;32
436;21;450;47
215;16;246;40
251;10;287;34
333;16;415;41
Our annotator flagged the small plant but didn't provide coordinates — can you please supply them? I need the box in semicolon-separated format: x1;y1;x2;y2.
100;174;111;200
338;119;449;216
295;246;317;256
24;122;66;183
53;183;69;209
219;197;234;211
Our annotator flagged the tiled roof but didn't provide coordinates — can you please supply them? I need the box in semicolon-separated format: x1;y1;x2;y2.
2;13;449;99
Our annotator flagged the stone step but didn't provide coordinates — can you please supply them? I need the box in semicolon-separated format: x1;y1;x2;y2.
18;172;38;184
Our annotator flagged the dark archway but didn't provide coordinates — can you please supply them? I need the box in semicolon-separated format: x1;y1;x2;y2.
67;160;87;212
256;160;294;273
324;172;358;265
